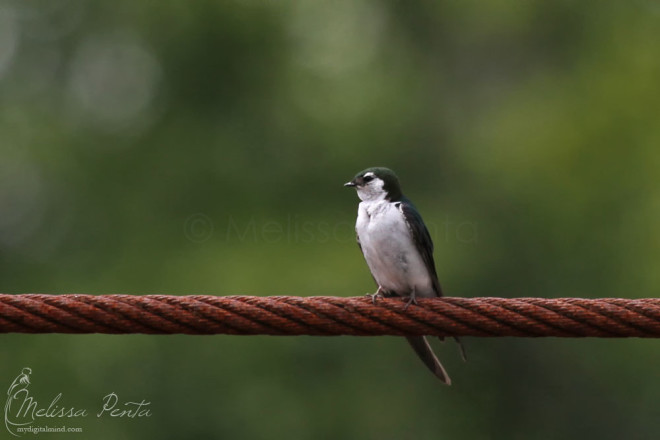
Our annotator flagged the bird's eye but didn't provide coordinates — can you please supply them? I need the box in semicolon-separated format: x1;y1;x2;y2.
363;175;374;183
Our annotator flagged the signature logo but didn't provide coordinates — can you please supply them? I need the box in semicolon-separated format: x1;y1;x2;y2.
5;368;33;436
4;367;152;437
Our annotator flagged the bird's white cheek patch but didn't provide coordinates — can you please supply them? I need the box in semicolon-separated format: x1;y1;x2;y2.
356;178;386;202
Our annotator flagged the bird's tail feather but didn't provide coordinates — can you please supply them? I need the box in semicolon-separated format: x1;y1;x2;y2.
436;336;468;362
454;337;468;362
406;336;451;385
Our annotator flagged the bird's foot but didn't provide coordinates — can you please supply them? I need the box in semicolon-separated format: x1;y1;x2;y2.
403;289;417;311
366;286;386;305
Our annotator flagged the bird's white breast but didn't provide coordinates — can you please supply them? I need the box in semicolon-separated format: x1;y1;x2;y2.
355;200;435;297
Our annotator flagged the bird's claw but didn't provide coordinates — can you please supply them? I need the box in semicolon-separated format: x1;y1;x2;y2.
366;287;385;304
403;296;417;311
403;289;417;311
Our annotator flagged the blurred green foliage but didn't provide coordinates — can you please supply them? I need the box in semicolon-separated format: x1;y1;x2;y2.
1;1;659;439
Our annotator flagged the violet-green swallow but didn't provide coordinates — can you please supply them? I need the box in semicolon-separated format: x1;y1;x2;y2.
345;167;463;385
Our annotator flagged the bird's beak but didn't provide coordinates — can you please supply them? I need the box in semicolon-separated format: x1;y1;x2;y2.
344;180;357;187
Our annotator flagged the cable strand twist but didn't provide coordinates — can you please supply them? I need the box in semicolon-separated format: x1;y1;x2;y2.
1;295;659;337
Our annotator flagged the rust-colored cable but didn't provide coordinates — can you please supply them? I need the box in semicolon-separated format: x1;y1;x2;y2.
0;295;659;337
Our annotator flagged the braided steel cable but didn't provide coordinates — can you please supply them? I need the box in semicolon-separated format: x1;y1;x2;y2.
1;295;659;337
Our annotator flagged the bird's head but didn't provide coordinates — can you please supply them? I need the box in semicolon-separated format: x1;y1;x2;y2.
344;167;402;202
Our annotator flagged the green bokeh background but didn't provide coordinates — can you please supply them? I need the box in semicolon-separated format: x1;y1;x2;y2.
1;1;659;438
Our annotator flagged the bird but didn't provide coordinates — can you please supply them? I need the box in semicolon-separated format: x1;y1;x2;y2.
344;167;464;384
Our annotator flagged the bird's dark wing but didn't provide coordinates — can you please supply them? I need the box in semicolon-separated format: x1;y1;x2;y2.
399;198;467;357
398;197;443;296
